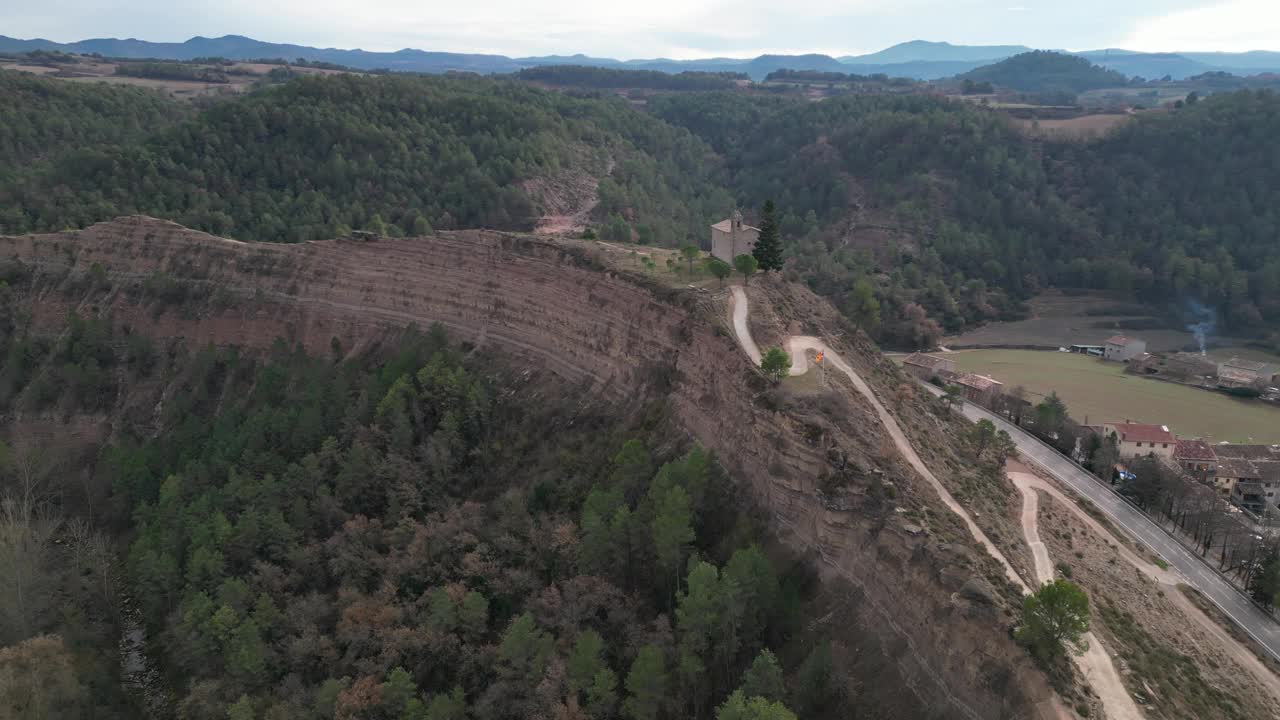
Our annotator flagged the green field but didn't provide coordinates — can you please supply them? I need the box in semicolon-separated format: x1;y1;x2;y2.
946;349;1280;444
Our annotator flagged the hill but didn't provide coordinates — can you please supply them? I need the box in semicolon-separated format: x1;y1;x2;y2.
1078;51;1216;80
957;50;1130;95
0;68;188;181
7;33;1280;81
0;215;1062;719
0;34;851;80
650;89;1280;349
840;40;1031;65
0;70;731;243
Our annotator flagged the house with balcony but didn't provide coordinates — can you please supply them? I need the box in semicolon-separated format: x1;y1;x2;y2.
1216;444;1280;512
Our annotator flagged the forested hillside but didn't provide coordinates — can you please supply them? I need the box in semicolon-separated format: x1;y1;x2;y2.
0;70;188;182
2;67;1279;347
956;51;1130;97
651;89;1280;348
2;300;843;719
0;71;730;243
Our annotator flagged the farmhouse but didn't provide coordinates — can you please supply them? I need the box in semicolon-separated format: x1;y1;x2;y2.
901;352;956;381
1174;438;1217;481
950;372;1004;406
1103;335;1146;362
710;210;759;263
1102;421;1175;460
1131;351;1218;381
1217;358;1275;389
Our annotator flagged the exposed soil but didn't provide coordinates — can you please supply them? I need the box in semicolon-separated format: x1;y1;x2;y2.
2;217;1065;719
526;157;613;235
1011;470;1143;719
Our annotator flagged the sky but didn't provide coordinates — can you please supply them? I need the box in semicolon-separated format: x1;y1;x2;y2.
5;0;1279;59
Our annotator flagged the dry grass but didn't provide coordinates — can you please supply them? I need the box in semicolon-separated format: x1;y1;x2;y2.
1038;494;1278;720
944;289;1265;355
1010;114;1132;139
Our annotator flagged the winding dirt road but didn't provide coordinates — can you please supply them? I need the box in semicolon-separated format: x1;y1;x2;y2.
730;285;1142;719
732;285;1026;588
1012;472;1143;719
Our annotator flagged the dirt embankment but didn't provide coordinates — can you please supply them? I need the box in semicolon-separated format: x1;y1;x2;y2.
2;216;1060;718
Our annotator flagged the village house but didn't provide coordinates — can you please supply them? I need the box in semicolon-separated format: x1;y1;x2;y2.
1174;438;1218;482
950;372;1003;406
1215;444;1280;513
1103;335;1147;362
710;210;760;263
1216;358;1276;390
901;352;956;382
1101;421;1175;460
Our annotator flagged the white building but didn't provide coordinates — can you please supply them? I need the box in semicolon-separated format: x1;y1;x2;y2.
1103;335;1147;362
1102;421;1175;460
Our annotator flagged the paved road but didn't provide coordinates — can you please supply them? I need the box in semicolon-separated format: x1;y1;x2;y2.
952;395;1280;662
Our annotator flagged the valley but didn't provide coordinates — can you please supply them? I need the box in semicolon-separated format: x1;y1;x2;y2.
4;23;1280;720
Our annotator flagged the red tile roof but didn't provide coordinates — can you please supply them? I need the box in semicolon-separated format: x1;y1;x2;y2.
954;372;1002;391
902;352;950;370
1109;422;1175;444
1175;439;1217;462
1220;358;1270;373
1106;335;1136;346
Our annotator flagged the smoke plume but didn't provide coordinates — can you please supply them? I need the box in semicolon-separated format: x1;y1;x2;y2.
1185;299;1216;356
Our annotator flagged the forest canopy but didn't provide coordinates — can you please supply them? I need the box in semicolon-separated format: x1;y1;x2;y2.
0;70;730;244
2;67;1279;347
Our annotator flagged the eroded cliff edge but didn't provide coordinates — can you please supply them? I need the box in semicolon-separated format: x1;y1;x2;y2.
1;216;1058;718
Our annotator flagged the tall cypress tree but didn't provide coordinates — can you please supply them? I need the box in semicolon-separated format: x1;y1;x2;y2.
753;200;783;271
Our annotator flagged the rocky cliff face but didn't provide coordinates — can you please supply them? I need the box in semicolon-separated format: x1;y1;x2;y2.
1;217;1058;718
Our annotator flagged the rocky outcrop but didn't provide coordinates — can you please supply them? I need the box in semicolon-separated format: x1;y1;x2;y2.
1;217;1058;718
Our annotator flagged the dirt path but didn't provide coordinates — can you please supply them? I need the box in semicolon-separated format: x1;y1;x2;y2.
1012;471;1144;720
730;285;1154;719
731;286;1026;592
1012;465;1280;707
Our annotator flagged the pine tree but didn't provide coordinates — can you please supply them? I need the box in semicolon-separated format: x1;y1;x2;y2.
1249;546;1280;607
752;201;783;272
623;645;668;720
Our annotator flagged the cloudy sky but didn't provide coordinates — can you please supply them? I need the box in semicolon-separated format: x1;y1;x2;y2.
6;0;1279;58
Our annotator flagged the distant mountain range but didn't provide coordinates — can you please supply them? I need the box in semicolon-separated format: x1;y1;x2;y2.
3;34;1280;81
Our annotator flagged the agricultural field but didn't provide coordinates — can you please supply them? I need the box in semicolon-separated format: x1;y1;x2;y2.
0;56;350;99
944;289;1257;353
1008;113;1132;139
947;349;1280;444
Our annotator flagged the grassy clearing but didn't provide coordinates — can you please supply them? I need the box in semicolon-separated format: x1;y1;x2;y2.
943;289;1277;357
1009;113;1132;139
946;349;1280;443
